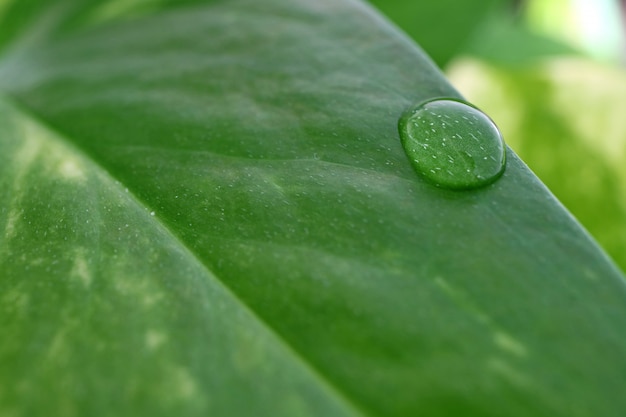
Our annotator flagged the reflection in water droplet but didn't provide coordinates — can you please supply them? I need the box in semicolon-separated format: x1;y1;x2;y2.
398;98;506;190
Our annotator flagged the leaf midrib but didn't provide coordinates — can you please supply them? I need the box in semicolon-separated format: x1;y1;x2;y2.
0;92;373;417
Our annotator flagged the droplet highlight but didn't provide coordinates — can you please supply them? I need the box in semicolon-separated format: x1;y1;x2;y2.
398;98;506;190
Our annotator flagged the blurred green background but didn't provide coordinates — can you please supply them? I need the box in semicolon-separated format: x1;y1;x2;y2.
368;0;626;273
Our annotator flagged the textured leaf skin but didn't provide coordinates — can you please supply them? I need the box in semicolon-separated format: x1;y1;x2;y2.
1;1;625;416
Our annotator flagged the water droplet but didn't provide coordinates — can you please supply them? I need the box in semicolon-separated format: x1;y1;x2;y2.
398;98;506;190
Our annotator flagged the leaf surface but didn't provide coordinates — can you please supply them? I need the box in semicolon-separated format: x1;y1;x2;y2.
1;1;625;416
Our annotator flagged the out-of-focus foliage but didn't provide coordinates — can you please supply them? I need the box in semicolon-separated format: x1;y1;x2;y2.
525;0;625;62
367;0;507;67
461;12;578;66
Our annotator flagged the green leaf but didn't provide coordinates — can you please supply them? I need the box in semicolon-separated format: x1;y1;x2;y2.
1;1;625;416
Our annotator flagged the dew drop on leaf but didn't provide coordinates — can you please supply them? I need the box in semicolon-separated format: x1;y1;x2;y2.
398;98;506;190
